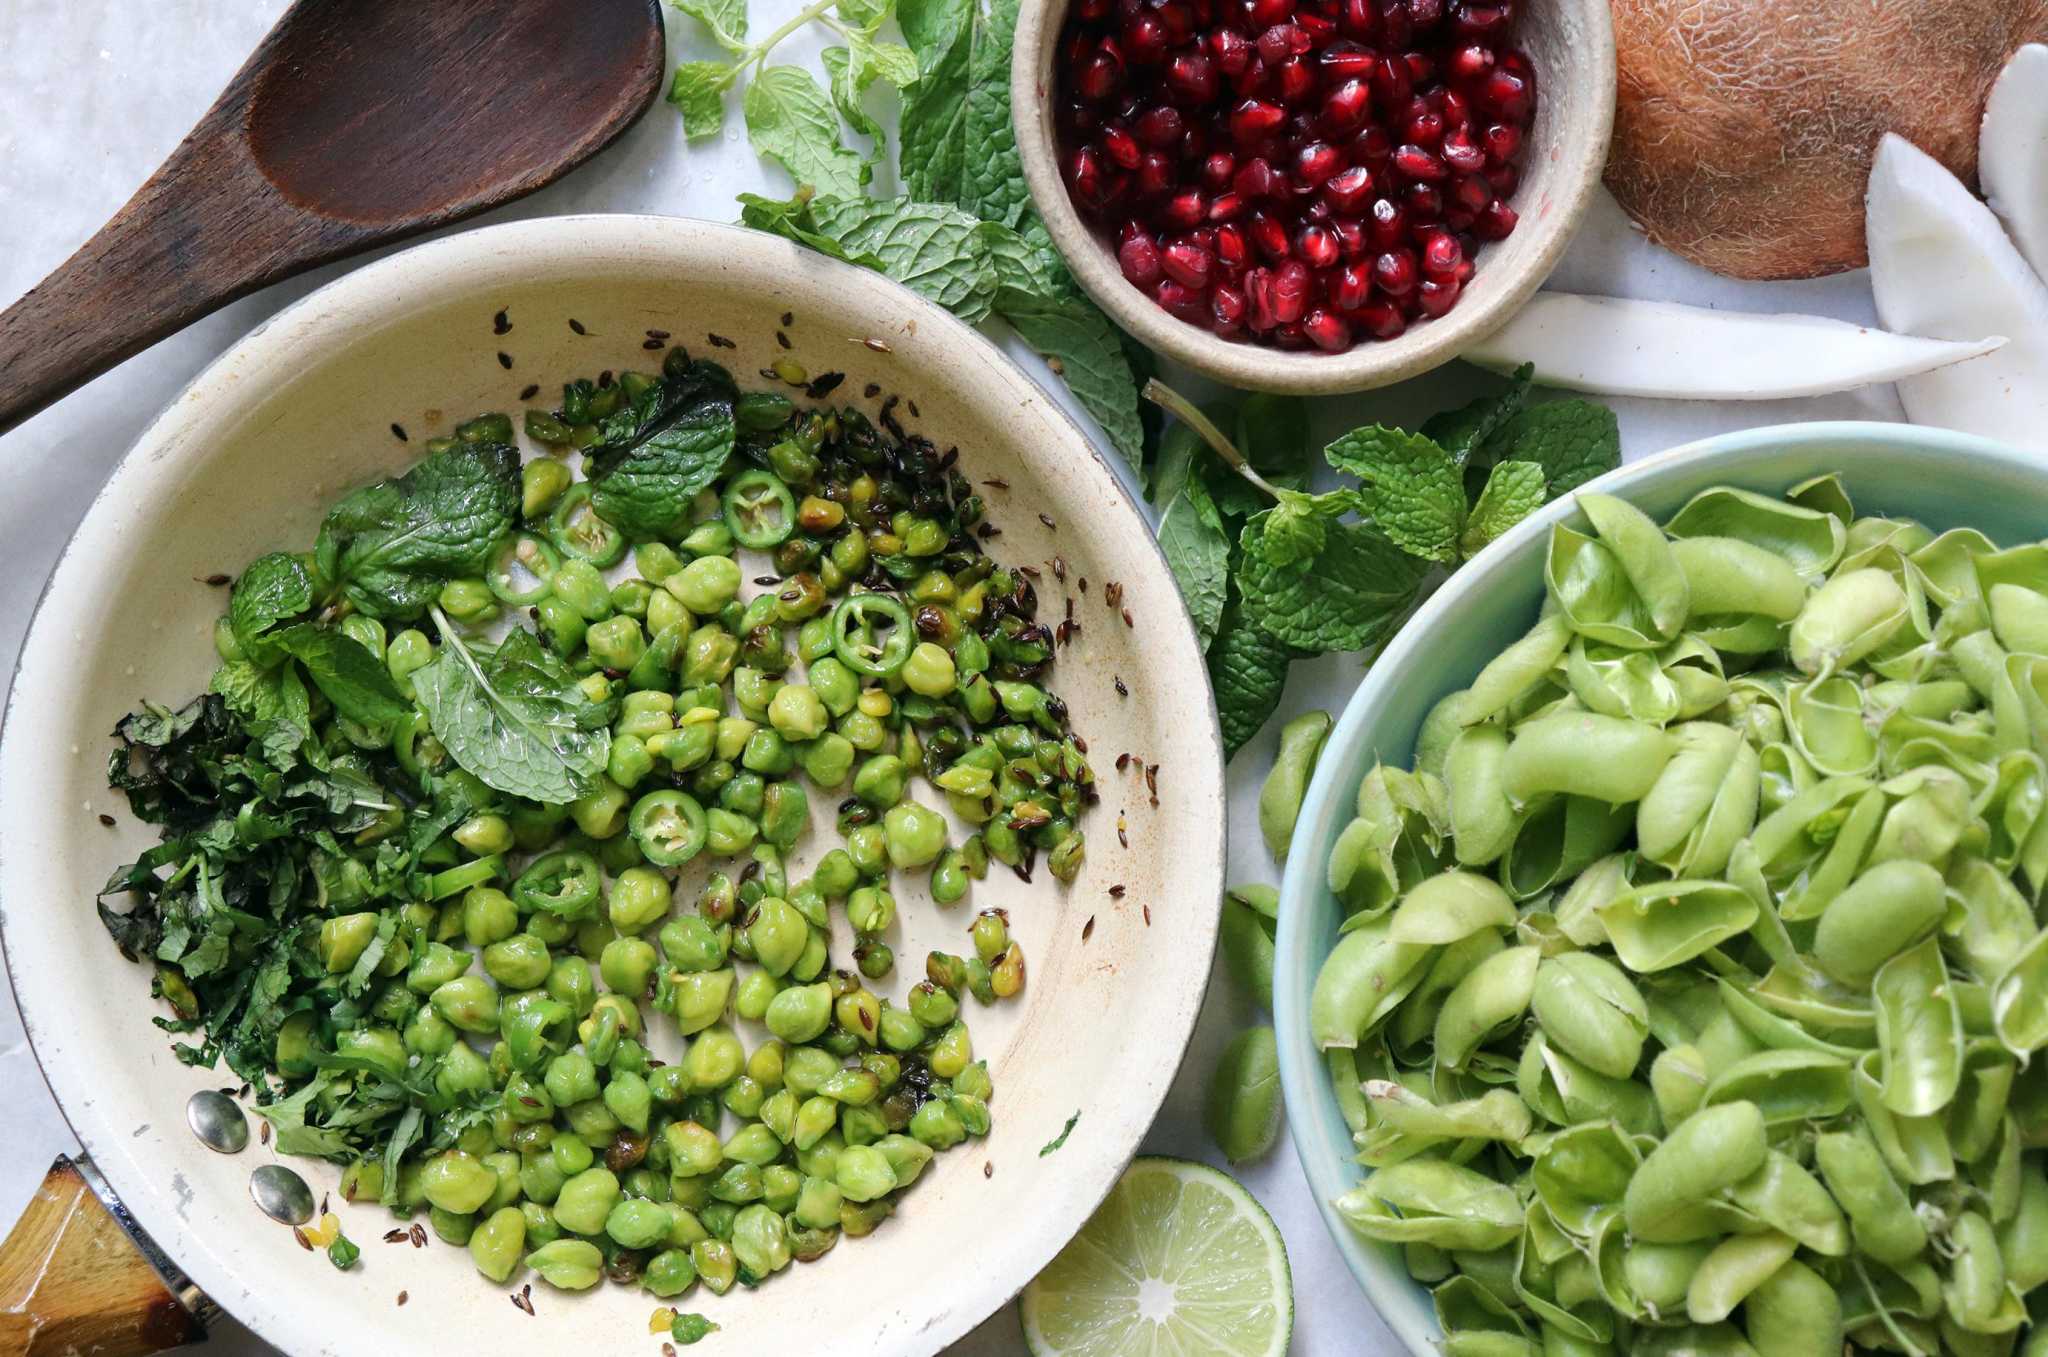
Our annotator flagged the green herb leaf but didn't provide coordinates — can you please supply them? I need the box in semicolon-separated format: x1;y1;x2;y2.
1482;399;1622;496
1460;460;1548;556
229;553;315;661
327;1229;361;1270
314;443;521;621
897;0;974;200
1325;426;1465;563
960;0;1028;228
1259;488;1358;568
1209;587;1294;761
1239;512;1426;655
804;196;999;321
668;0;749;52
738;192;873;264
270;625;410;729
210;660;312;767
1421;362;1533;467
1157;473;1230;650
413;616;612;803
992;277;1148;472
1040;1109;1081;1155
743;66;869;199
668;61;735;141
586;360;740;538
837;0;890;30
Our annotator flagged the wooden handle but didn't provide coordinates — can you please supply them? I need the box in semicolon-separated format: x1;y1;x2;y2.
0;1158;206;1357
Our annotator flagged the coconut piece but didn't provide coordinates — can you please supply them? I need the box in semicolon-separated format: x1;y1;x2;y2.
1460;293;2004;400
1867;133;2048;450
1606;0;2048;280
1981;43;2048;280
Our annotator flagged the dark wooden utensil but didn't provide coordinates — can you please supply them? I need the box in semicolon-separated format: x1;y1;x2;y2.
0;0;666;435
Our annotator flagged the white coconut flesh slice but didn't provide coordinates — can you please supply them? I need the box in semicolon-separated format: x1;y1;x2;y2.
1981;44;2048;283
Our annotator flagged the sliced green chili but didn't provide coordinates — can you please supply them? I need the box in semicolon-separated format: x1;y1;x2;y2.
830;594;915;679
721;470;796;550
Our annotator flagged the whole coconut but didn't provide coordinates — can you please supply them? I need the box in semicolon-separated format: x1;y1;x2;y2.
1605;0;2048;279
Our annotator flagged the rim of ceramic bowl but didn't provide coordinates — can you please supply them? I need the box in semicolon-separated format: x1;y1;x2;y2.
0;213;1226;1357
1009;0;1616;395
1270;418;2045;1354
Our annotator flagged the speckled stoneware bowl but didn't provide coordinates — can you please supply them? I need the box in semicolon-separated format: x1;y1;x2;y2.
1012;0;1616;394
0;216;1224;1356
1272;422;2048;1353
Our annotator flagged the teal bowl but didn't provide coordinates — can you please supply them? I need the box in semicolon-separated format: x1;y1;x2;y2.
1271;420;2048;1352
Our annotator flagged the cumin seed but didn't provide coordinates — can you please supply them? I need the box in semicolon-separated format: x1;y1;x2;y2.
982;477;1008;490
199;572;231;587
518;383;540;401
646;328;671;340
708;332;736;348
983;1161;994;1178
1144;905;1152;925
1109;884;1126;899
775;331;792;350
861;338;891;354
1115;676;1129;698
781;311;795;327
496;351;513;369
568;318;587;335
390;423;408;442
292;1228;312;1251
97;813;115;827
1082;916;1096;941
1038;512;1057;530
492;309;510;335
642;338;666;350
863;382;882;397
397;1291;408;1307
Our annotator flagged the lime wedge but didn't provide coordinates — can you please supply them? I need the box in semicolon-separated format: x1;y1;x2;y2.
1021;1156;1293;1357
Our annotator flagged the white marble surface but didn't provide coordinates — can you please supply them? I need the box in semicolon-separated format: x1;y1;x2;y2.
0;3;1900;1353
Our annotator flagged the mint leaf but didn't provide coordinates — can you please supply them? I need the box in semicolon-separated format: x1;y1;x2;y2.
1325;426;1464;563
805;196;999;321
838;0;890;29
1460;460;1547;556
669;0;748;52
738;192;876;264
314;442;520;621
1157;474;1229;650
898;0;974;198
744;66;869;198
414;619;612;803
1238;512;1426;655
996;290;1148;471
1209;589;1294;761
587;360;740;539
1260;488;1357;568
229;553;314;661
820;44;901;167
270;625;410;729
668;61;734;141
960;0;1028;227
1482;400;1621;496
1422;362;1533;467
210;660;311;767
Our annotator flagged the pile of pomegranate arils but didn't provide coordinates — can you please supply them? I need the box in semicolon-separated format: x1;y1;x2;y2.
1054;0;1537;353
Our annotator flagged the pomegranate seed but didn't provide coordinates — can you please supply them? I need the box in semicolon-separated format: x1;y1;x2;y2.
1370;54;1412;106
1409;0;1444;27
1162;239;1216;288
1297;12;1336;43
1339;0;1379;39
1380;2;1413;47
1406;51;1437;84
1229;99;1288;142
1318;40;1377;78
1167;53;1219;102
1334;218;1370;260
1298;223;1340;268
1207;191;1247;221
1422;230;1462;275
1475;198;1518;239
1248;209;1292;260
1203;151;1238;188
1482;122;1521;163
1484;161;1519;196
1304;307;1353;351
1392;143;1446;182
1244;267;1277;329
1405;182;1444;220
1418;275;1460;316
1448;42;1493;81
1276;57;1316;103
1178;125;1212;162
1444;205;1478;232
1360;298;1407;337
1156;0;1197;39
1332;262;1372;309
1066;146;1107;207
1367;197;1407;248
1155;278;1207;321
1452;2;1510;40
1136;152;1175;194
1295;140;1343;186
1119;233;1164;285
1162;190;1208;228
1077;43;1126;101
1406;111;1445;146
1442;127;1485;172
1126;14;1171;61
1234;156;1279;197
1323;164;1375;212
1478;69;1529;122
1211;29;1253;76
1079;0;1111;18
1351;124;1394;169
1104;127;1142;168
1257;22;1305;64
1211;282;1248;329
1135;105;1185;147
1321;78;1373;136
1216;222;1250;267
1272;321;1308;348
1373;248;1417;296
1450;172;1492;212
1272;260;1311;322
1249;0;1296;23
1439;89;1472;127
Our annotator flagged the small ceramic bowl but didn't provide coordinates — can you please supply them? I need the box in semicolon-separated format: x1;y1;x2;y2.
0;215;1225;1357
1270;421;2048;1353
1011;0;1616;394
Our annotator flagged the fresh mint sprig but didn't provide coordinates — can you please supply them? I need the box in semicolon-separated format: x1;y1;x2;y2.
1144;369;1622;757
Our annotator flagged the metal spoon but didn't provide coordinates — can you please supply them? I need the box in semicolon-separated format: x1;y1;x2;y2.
0;0;665;434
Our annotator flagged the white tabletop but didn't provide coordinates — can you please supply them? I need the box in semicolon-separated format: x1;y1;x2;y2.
0;3;1901;1352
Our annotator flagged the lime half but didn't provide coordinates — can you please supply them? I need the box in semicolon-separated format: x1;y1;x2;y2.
1021;1156;1293;1357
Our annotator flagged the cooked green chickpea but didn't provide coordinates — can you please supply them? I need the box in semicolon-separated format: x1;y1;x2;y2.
483;934;552;990
902;642;957;698
768;684;828;741
883;802;947;869
668;556;742;615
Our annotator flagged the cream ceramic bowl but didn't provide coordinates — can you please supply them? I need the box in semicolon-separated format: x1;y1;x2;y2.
1012;0;1616;394
0;216;1224;1356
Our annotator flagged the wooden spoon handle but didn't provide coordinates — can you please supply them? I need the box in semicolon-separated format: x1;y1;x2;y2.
0;1157;210;1356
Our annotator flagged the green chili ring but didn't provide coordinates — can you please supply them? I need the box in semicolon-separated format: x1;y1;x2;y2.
721;470;796;549
488;532;563;605
629;790;709;867
548;484;627;567
830;594;915;679
514;850;604;919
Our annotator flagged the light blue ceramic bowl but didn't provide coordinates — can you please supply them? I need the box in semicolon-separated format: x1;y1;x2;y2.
1272;420;2048;1352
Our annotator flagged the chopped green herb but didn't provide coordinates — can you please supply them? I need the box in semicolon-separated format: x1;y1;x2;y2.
1040;1110;1081;1156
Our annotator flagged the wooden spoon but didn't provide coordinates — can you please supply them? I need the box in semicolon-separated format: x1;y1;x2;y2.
0;0;666;435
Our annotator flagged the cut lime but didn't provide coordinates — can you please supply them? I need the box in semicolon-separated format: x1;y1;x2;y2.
1021;1156;1293;1357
